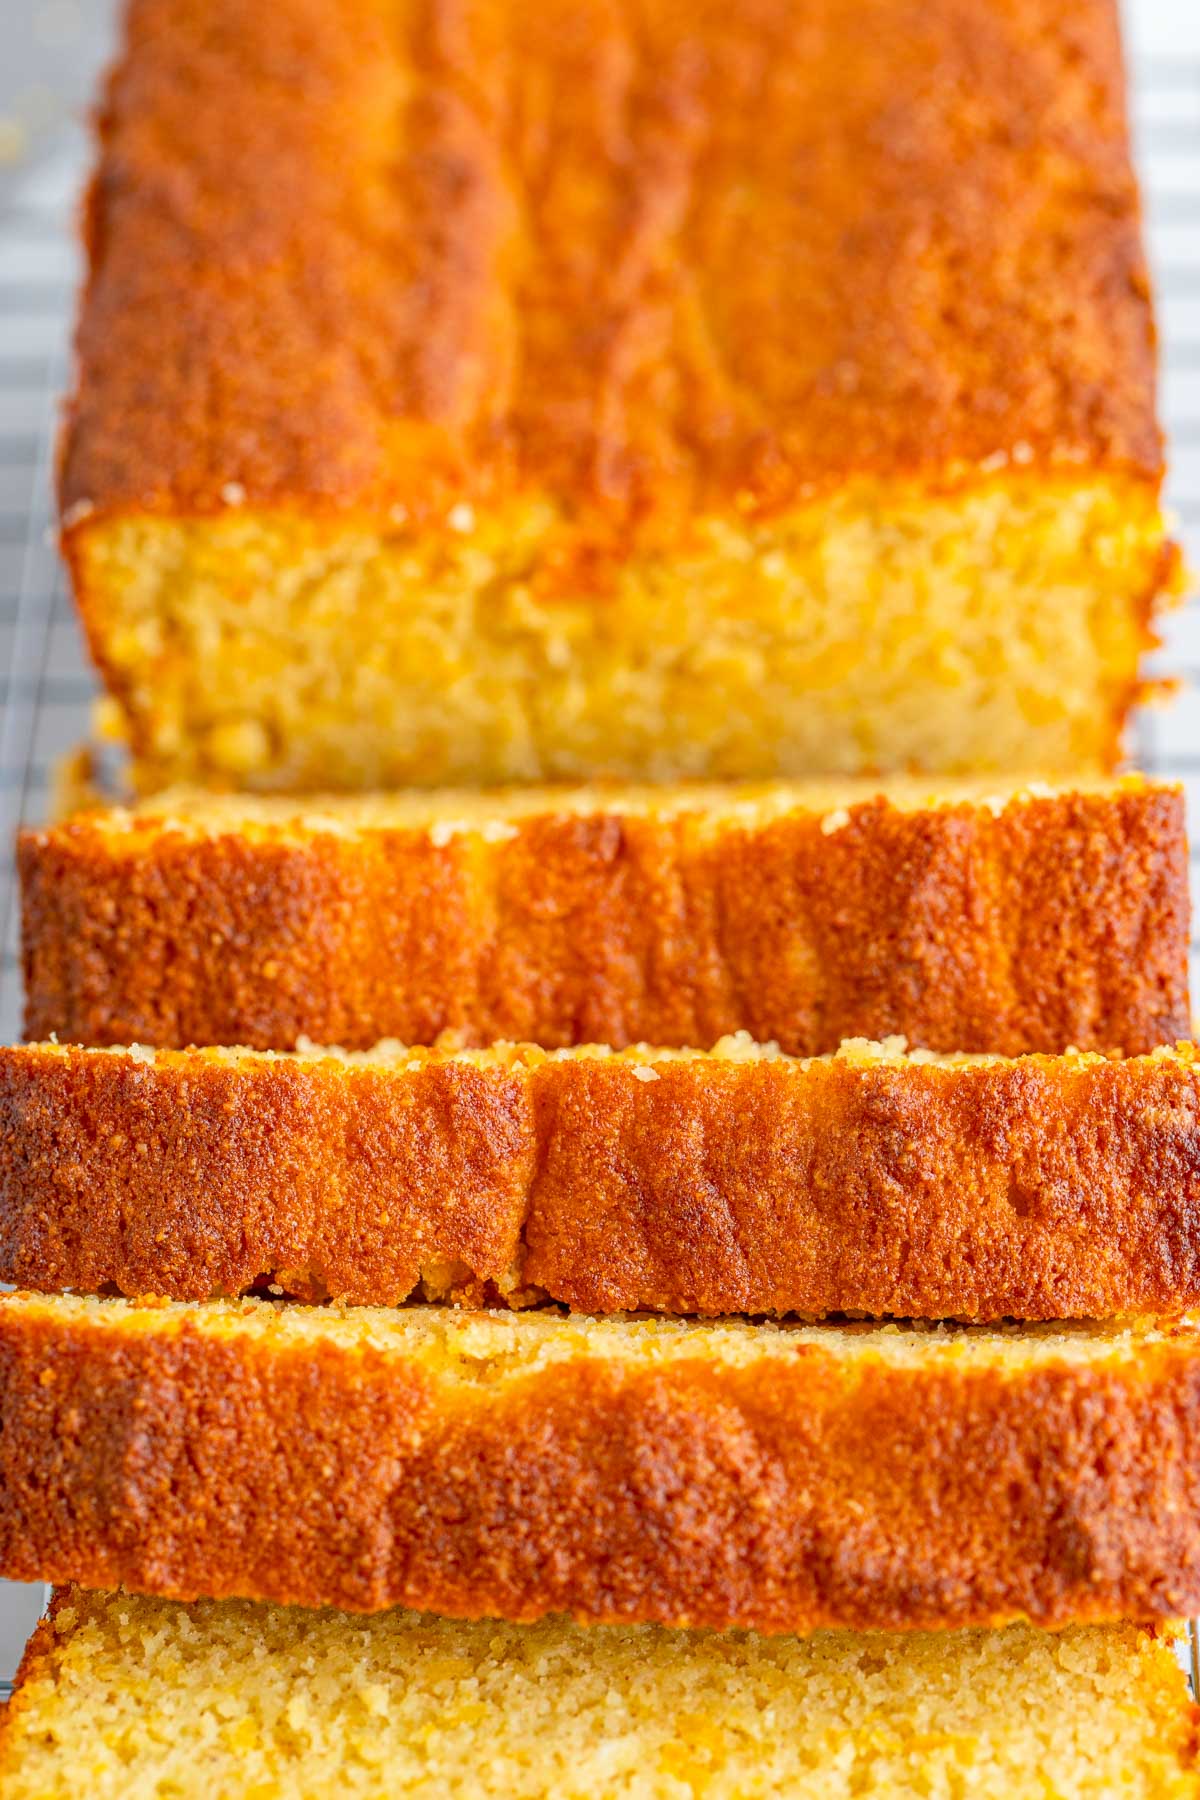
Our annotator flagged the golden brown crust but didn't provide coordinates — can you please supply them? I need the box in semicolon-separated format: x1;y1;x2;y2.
1;1301;1199;1631
18;785;1190;1057
6;1042;1200;1320
60;0;1161;535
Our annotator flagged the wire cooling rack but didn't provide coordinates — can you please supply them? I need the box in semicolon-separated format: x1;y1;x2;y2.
1;53;1200;1694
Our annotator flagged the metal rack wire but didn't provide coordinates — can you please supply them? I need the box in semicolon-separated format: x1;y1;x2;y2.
0;134;81;1052
0;56;1199;1696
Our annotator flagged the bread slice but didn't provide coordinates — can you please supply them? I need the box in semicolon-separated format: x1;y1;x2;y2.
63;0;1176;795
7;1036;1200;1321
2;1293;1199;1632
1;1594;1195;1800
19;775;1188;1056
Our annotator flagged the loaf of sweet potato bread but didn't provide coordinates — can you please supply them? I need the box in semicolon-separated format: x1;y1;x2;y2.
6;1036;1200;1321
1;1592;1195;1798
62;0;1175;791
2;1294;1200;1633
19;776;1189;1055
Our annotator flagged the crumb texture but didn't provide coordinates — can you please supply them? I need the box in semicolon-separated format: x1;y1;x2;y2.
20;780;1189;1056
0;1594;1196;1799
1;1295;1199;1631
67;486;1172;789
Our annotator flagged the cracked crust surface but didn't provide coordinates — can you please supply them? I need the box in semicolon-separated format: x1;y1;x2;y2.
62;0;1160;525
1;1296;1199;1631
5;1038;1200;1320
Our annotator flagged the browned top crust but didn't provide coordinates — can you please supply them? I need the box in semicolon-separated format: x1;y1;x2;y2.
61;0;1161;531
1;1297;1199;1632
6;1040;1200;1321
18;782;1190;1056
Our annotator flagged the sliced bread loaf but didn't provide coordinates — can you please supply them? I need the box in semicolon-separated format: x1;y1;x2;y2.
62;0;1173;792
6;1036;1200;1320
1;1294;1199;1633
19;777;1187;1055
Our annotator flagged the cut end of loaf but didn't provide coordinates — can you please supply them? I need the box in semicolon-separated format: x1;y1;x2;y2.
0;1593;1195;1799
67;477;1173;792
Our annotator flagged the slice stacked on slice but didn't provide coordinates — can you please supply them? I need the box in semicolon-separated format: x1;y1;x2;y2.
1;1593;1196;1799
1;1293;1199;1633
19;0;1192;1790
20;776;1187;1055
5;1037;1200;1320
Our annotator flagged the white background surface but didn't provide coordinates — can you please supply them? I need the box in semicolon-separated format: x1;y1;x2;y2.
1131;0;1200;54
